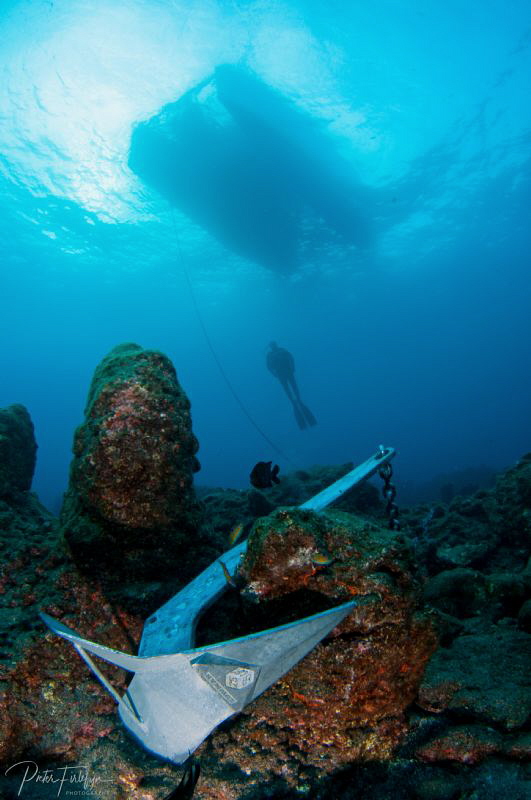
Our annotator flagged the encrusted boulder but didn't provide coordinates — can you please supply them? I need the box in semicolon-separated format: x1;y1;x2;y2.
60;343;202;605
0;404;37;498
404;453;531;578
415;724;531;765
423;567;488;617
200;507;437;783
399;456;531;778
418;627;531;731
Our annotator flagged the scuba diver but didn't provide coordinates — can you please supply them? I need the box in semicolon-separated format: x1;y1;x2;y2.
266;341;317;430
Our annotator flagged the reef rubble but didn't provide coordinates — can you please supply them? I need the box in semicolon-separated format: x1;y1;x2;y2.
0;380;529;798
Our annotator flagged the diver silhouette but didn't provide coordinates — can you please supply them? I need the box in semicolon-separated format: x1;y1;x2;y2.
266;342;317;430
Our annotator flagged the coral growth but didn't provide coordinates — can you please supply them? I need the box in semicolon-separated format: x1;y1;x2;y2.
202;508;437;782
66;342;199;530
60;343;203;607
1;417;530;799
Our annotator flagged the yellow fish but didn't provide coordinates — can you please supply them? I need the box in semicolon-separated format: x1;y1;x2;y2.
311;552;334;567
219;560;237;589
228;522;245;546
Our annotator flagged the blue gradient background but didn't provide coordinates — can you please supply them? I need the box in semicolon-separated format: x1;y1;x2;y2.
0;0;530;512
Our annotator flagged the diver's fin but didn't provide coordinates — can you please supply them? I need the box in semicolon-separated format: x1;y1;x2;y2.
293;403;307;429
164;756;200;799
300;403;317;426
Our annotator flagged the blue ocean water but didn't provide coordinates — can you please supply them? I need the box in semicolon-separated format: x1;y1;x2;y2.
0;0;530;513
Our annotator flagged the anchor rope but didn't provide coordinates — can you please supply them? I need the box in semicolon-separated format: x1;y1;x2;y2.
169;208;298;468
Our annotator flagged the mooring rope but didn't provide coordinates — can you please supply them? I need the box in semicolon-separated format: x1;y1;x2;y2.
169;208;298;467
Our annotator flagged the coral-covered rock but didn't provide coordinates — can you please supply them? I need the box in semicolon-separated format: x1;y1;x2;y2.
424;568;488;618
67;342;199;529
60;343;202;605
0;489;111;766
200;507;437;782
494;452;531;528
404;453;531;578
0;493;59;668
418;627;531;730
0;589;132;766
487;572;528;618
416;724;506;764
416;724;531;766
424;568;530;622
0;404;37;497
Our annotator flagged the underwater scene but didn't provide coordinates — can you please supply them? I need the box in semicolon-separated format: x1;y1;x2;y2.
0;0;530;798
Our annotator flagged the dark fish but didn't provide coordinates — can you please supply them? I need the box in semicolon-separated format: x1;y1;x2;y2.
250;461;280;489
163;756;200;800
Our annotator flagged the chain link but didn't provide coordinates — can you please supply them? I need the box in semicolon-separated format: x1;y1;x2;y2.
378;462;401;530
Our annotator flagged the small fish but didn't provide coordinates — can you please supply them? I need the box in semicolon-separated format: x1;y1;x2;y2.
219;559;237;589
250;460;280;489
311;552;334;567
228;522;245;546
163;756;201;800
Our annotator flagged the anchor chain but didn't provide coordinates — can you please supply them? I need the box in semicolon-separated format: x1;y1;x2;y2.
378;462;400;530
